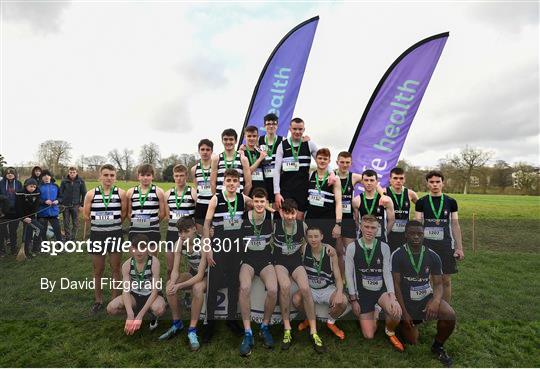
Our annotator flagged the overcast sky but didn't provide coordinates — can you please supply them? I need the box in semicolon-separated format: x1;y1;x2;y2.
1;1;538;168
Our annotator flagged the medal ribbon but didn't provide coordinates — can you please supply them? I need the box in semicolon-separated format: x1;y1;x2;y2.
360;238;379;266
174;186;188;209
428;194;445;220
99;186;114;209
362;193;379;215
389;187;405;210
405;245;425;275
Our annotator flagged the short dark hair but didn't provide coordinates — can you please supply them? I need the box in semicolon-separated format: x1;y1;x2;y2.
282;198;298;213
264;113;278;123
316;148;331;158
426;170;444;181
173;164;188;174
131;234;149;248
405;220;424;232
198;139;214;150
306;225;323;234
224;168;240;180
390;167;405;176
221;128;238;140
245;125;259;134
251;187;268;199
100;164;116;173
337;151;352;159
68;166;77;172
138;164;155;176
290;117;304;125
362;169;378;179
177;217;197;233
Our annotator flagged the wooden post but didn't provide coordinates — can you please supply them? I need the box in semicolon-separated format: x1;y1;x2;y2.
472;212;476;254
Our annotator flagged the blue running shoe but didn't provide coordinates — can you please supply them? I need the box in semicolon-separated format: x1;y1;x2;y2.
260;325;274;349
239;333;254;356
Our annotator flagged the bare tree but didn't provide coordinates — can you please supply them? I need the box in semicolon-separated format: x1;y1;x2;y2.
37;140;72;175
108;148;134;181
139;143;161;167
0;154;6;173
443;146;493;194
86;155;107;172
159;154;181;170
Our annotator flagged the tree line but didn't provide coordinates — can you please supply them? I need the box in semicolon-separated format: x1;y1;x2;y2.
1;141;538;195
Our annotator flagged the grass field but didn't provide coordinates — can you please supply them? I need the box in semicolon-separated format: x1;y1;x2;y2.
0;192;539;367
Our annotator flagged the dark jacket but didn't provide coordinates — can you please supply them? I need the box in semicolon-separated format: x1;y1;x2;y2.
38;182;60;217
59;175;87;206
0;178;24;215
16;188;41;219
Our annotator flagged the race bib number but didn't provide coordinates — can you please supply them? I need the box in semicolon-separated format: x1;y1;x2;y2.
308;275;326;289
252;168;264;181
197;182;212;197
171;209;189;220
410;283;433;301
392;219;407;233
282;158;299;172
342;200;351;214
362;275;383;292
263;165;274;178
95;211;114;224
424;227;444;241
247;237;266;251
308;193;324;207
133;213;151;228
223;213;242;231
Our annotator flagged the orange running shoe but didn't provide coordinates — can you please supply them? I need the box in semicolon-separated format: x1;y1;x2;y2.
388;334;405;352
327;322;345;340
298;319;309;331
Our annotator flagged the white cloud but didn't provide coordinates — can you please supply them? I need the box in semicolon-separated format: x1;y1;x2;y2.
1;2;538;168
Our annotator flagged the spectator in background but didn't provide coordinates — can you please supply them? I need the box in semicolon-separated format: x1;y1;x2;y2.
30;166;43;186
0;167;23;256
38;170;63;243
16;178;45;258
59;167;87;241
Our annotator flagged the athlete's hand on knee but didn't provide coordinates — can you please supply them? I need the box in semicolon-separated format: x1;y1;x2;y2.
424;298;440;320
351;300;361;317
332;224;341;238
333;293;345;308
390;299;402;320
274;194;284;210
206;249;216;267
454;248;464;261
124;319;133;334
167;283;179;295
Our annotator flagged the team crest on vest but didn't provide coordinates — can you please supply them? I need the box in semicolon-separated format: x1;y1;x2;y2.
425;266;430;274
444;210;448;216
376;258;381;265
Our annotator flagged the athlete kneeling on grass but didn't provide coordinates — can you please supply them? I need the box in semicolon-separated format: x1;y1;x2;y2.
238;187;277;356
273;199;325;353
293;226;347;341
345;215;404;351
107;234;166;335
392;220;456;367
159;217;207;351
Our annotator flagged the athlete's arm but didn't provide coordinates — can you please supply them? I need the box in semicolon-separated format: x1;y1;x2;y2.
273;143;284;208
241;155;252;195
451;211;464;260
169;238;182;285
384;200;395;237
125;188;134;220
308;141;318;160
332;181;342;239
156;186;167;221
328;245;345;306
164;189;172;222
408;189;419;204
118;188;127;222
190;165;196;183
426;273;443;320
414;199;424;221
344;243;357;297
381;243;395;294
121;260;134;319
135;256;160;320
190;186;198;203
377;184;392;207
392;271;412;325
351;173;362;186
210;155;219;195
176;256;207;290
250;150;267;173
82;189;94;222
243;194;253;210
203;196;217;267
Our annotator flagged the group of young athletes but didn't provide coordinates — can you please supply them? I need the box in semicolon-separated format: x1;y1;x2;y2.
82;114;464;366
